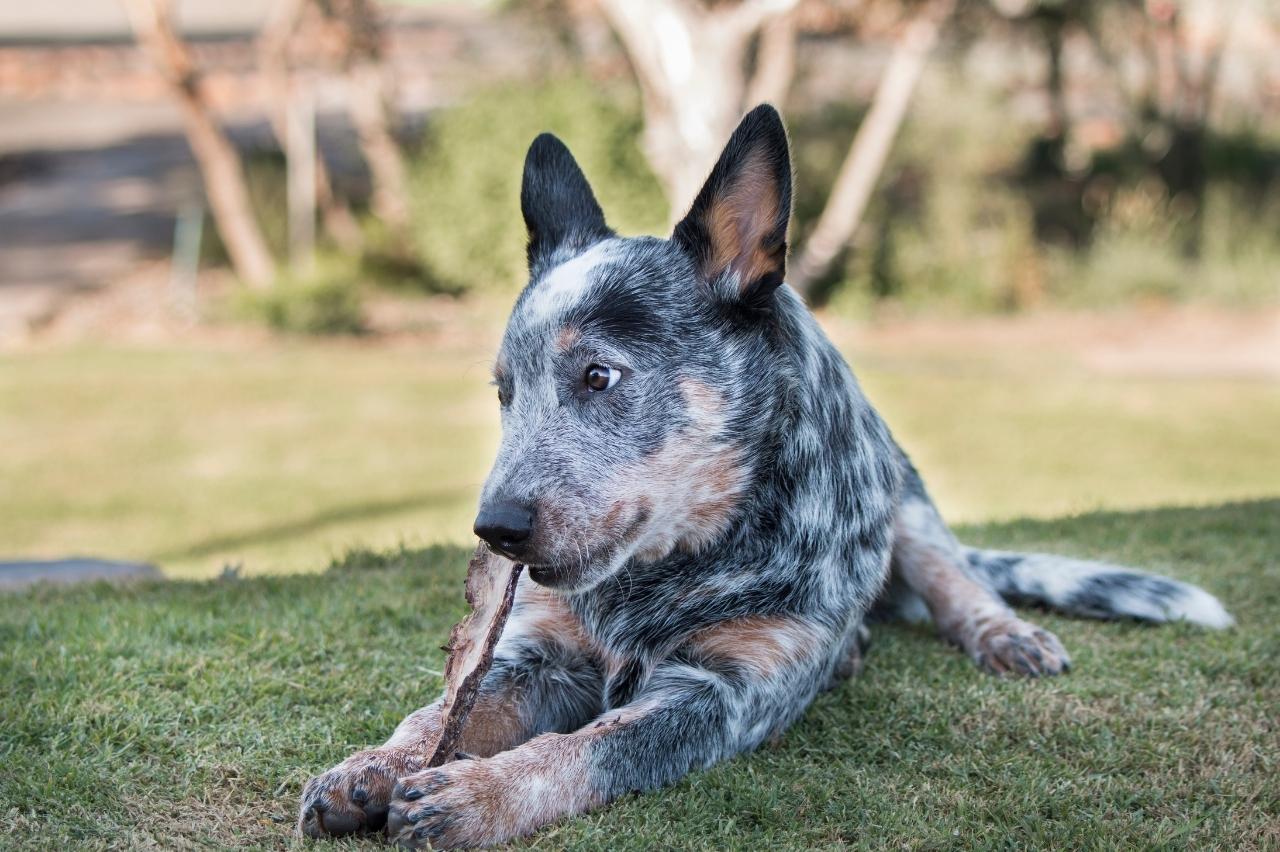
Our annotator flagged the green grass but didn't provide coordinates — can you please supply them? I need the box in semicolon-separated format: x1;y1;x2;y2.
2;318;1276;847
1;321;1276;578
2;501;1276;849
0;340;501;578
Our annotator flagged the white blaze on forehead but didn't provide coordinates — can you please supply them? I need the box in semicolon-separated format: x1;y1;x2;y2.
524;241;616;323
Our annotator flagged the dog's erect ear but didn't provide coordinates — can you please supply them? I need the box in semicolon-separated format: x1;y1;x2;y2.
521;133;612;272
673;105;792;309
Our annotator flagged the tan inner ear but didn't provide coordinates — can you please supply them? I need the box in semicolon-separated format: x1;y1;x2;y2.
705;147;781;293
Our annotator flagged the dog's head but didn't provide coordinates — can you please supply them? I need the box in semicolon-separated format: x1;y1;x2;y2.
475;105;794;592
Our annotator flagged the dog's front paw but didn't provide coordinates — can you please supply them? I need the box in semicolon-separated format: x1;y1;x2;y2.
298;747;421;838
386;747;578;844
387;757;535;850
971;618;1071;677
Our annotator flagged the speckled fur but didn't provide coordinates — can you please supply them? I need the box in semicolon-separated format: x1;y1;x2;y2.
298;105;1233;848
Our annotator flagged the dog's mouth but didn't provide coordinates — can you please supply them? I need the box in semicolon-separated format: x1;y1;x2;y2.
478;498;651;591
516;536;630;591
525;562;574;587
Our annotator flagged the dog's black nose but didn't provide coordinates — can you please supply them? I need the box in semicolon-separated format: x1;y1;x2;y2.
474;500;536;557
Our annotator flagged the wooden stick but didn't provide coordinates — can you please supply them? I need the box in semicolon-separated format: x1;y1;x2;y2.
424;548;524;767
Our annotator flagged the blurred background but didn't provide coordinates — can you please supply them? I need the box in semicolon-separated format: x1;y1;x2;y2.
0;0;1276;580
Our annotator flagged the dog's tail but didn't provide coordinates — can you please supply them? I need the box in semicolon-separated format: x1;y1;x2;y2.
962;546;1234;628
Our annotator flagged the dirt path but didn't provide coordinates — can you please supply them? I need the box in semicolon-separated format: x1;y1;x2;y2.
830;307;1280;380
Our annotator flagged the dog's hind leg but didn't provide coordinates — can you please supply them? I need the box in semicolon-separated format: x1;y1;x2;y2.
890;487;1071;677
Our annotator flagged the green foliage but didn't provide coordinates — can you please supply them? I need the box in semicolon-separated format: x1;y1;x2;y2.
797;77;1050;314
199;150;292;268
800;70;1280;315
197;73;1275;315
1047;182;1280;307
1;501;1277;849
234;257;366;336
407;77;667;294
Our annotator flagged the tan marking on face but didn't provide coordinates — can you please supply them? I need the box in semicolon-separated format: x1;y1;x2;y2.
600;499;627;535
624;380;748;562
704;147;782;293
680;458;748;551
686;615;824;678
679;377;724;425
554;325;581;352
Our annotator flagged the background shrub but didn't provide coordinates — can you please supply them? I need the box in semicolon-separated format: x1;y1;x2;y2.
234;256;366;336
407;76;667;294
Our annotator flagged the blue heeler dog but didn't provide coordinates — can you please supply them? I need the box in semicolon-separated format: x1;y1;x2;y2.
299;105;1233;848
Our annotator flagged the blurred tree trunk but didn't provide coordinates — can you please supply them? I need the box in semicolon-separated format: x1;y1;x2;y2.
122;0;275;288
746;10;798;109
596;0;801;217
1039;9;1068;144
346;59;412;236
258;0;363;254
285;84;318;274
328;0;413;243
1142;0;1232;260
790;0;955;297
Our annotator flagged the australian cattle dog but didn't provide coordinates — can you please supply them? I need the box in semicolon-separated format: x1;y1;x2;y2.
299;105;1233;848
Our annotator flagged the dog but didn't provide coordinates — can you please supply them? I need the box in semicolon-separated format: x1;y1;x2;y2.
298;105;1233;848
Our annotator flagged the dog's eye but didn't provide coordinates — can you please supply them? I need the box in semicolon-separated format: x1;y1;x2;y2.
584;364;622;393
492;377;512;407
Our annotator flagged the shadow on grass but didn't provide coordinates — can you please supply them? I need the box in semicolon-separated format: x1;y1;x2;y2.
153;495;1278;590
150;488;466;564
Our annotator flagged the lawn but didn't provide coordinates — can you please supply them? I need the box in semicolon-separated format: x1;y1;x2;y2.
1;311;1278;848
1;501;1276;849
1;311;1277;578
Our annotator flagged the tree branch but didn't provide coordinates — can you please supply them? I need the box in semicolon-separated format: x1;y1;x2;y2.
721;0;801;39
790;0;955;297
123;0;276;288
258;0;363;254
745;10;798;108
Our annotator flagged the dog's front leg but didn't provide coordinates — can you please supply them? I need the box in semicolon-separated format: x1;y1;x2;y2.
298;588;603;838
386;653;818;849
